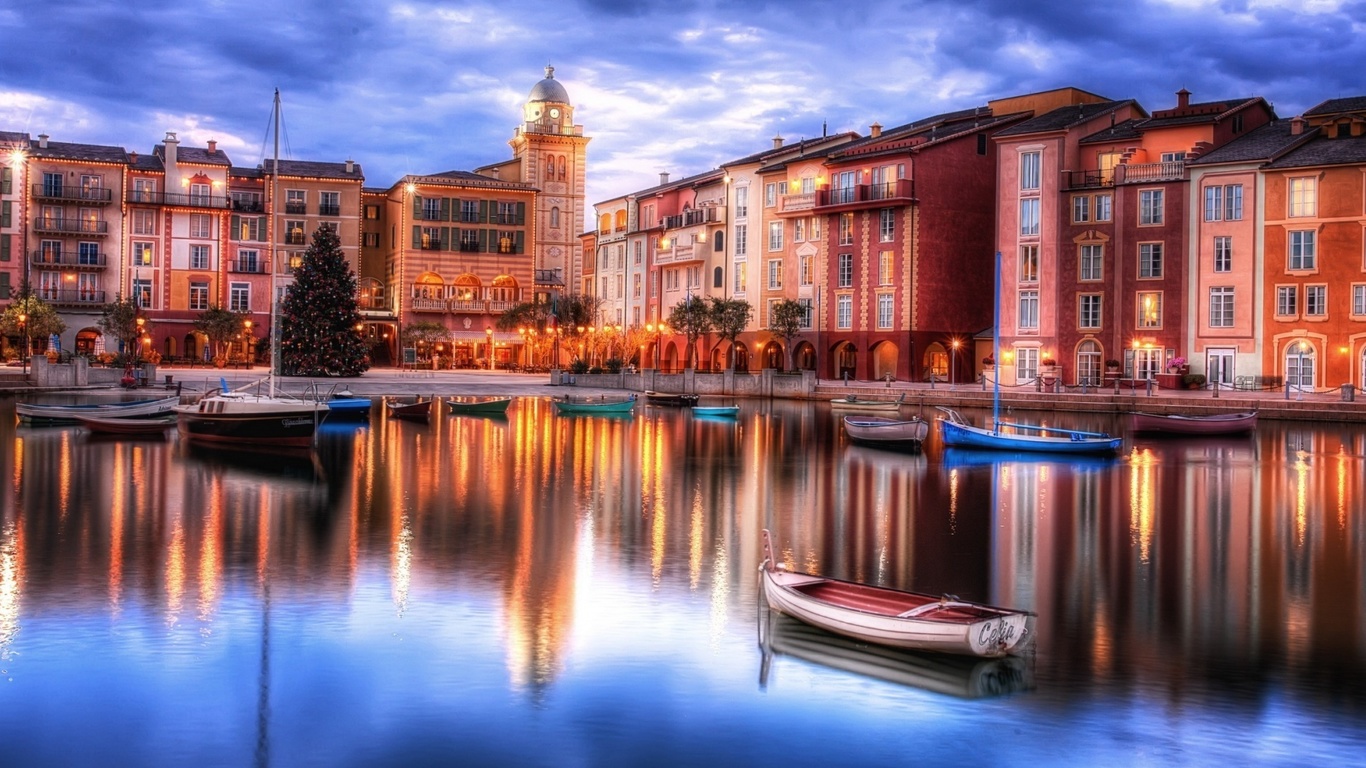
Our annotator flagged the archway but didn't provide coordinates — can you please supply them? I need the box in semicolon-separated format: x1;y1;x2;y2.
831;342;857;380
924;342;947;382
733;341;750;372
763;341;783;371
793;342;815;371
662;342;679;373
871;341;899;381
1076;340;1101;386
163;336;178;360
75;328;100;357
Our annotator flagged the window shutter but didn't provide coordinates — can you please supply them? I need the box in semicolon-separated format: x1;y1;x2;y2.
0;167;10;194
412;195;422;218
440;198;450;222
441;227;451;250
479;200;489;223
515;231;524;254
516;202;526;225
411;225;421;248
0;271;9;299
230;215;241;241
452;198;462;221
478;229;488;252
0;234;9;262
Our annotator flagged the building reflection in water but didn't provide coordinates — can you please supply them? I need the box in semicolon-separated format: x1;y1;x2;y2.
0;402;1362;717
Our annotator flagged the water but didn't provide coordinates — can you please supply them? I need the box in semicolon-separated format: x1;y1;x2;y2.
0;397;1362;767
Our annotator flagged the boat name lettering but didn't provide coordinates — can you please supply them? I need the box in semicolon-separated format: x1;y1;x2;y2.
280;418;313;428
977;619;1017;647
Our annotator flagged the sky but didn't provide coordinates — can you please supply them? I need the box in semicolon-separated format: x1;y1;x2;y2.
2;0;1364;207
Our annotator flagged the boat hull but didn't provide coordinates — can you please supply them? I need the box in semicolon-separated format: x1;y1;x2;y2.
173;397;326;448
692;405;739;418
17;396;181;426
1130;411;1257;436
645;392;699;407
76;414;177;436
842;416;928;451
830;397;903;412
939;418;1122;455
326;397;373;419
387;400;433;421
552;396;636;415
447;397;513;415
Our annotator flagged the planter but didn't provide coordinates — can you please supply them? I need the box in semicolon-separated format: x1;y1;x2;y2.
1156;372;1184;390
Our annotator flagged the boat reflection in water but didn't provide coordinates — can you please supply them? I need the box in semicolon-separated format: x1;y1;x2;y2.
758;613;1034;700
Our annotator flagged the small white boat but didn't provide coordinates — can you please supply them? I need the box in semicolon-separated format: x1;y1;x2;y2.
173;384;328;448
76;414;177;436
18;395;181;425
829;393;905;412
692;405;740;418
760;530;1033;657
842;415;929;452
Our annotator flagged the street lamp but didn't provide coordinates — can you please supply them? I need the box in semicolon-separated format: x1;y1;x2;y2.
18;312;27;377
1296;341;1307;401
244;319;254;364
486;327;495;371
951;338;962;390
135;316;146;361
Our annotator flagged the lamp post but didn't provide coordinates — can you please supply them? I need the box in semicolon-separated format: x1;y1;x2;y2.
18;312;27;378
486;327;495;371
1296;341;1307;401
244;319;254;365
135;316;146;362
951;338;961;390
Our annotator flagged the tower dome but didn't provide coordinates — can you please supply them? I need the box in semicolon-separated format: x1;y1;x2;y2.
528;65;570;105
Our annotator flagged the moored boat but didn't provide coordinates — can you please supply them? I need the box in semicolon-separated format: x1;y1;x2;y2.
842;415;929;452
552;394;636;415
1130;411;1257;436
326;390;373;419
17;395;181;426
387;397;435;421
76;414;177;436
446;396;514;416
173;388;329;448
937;407;1123;455
692;405;740;418
829;393;905;412
760;530;1033;658
644;391;699;407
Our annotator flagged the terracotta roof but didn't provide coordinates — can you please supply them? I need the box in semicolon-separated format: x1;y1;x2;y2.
405;169;535;191
1187;119;1314;165
129;153;164;172
28;139;128;164
1304;96;1366;117
1078;118;1147;145
174;146;232;166
1264;131;1366;169
230;165;264;179
720;132;859;169
263;158;363;181
831;110;1024;160
994;100;1139;137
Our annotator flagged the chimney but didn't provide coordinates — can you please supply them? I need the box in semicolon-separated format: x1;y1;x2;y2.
659;171;670;185
870;122;882;138
1290;116;1305;135
38;133;49;148
822;120;828;138
129;151;138;164
772;134;784;149
206;139;217;154
345;158;355;173
164;131;179;167
1176;88;1190;109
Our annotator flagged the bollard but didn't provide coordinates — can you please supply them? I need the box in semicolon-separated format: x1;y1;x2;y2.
930;373;936;390
1146;377;1154;397
1035;376;1042;393
1114;376;1121;395
1285;380;1291;400
981;373;987;391
1212;380;1219;398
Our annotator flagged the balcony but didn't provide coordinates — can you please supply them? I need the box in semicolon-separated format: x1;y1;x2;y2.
450;300;484;313
662;208;722;230
284;232;307;246
228;258;270;274
815;179;915;211
29;250;107;268
38;289;107;306
231;198;265;212
319;203;341;217
124;190;230;209
1062;170;1114;190
492;213;519;225
420;240;445;251
411;298;448;312
1117;161;1185;184
459;241;481;253
779;192;815;214
285;202;307;215
32;184;114;204
34;217;109;236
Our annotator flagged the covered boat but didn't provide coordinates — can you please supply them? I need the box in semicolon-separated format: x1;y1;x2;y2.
552;394;636;415
1130;411;1257;436
173;387;328;448
842;415;929;452
937;407;1123;456
760;530;1033;657
17;395;181;426
446;396;514;416
644;391;699;407
829;393;905;412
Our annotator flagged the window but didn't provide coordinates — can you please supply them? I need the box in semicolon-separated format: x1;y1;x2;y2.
0;201;8;228
189;281;209;311
232;215;264;242
1139;189;1164;225
1020;199;1040;236
1214;237;1232;272
734;225;747;256
764;183;778;207
1288;177;1316;217
320;191;340;216
801;254;813;286
768;221;783;251
1289;231;1316;270
879;251;893;286
1225;185;1243;220
794;218;805;242
838;254;853;288
1095;193;1112;222
1286;344;1315;389
734;187;748;218
767;259;783;289
237;249;259;273
810;216;821;241
839;213;854;245
836;295;852;329
633;274;642;298
877;294;893;329
1080;244;1102;281
1015;347;1038;383
189;183;211;206
365;204;380;220
132;242;154;267
285;189;306;214
364;232;380;247
132;278;152;309
1306;285;1326;317
1137;292;1162;328
1139;243;1163;278
131;206;155;233
1209;287;1234;328
78;242;100;265
497;202;518;224
879;209;895;242
1204;185;1223;221
1079;294;1101;329
1020;151;1040;190
1018;290;1039;330
286;220;306;245
190;244;210;270
734;262;746;293
229;282;250;312
1355;285;1366;317
1072;196;1090;223
1019;245;1039;283
1276;286;1298;316
1160;151;1186;163
461;200;479;223
422;197;441;221
798;298;814;329
42;172;62;197
190;214;212;238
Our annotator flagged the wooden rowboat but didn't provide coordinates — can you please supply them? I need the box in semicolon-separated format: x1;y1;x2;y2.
644;391;699;407
937;406;1123;455
18;395;181;426
76;414;177;436
829;393;905;412
692;405;740;418
387;397;434;421
760;530;1033;657
552;395;636;415
842;415;929;452
446;396;513;416
1130;411;1257;436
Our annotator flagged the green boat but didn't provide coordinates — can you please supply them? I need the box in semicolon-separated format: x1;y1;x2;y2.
447;396;514;416
551;394;636;415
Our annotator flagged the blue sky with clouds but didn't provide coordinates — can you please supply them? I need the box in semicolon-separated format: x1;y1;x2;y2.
2;0;1363;205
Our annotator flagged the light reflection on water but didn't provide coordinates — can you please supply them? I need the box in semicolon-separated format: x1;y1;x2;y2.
0;398;1363;766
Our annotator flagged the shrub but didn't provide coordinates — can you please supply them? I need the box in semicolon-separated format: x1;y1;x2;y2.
603;357;624;373
1183;373;1206;387
569;359;589;374
1105;359;1120;368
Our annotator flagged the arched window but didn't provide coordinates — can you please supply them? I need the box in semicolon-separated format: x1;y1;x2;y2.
713;266;724;288
614;210;627;230
1076;340;1101;386
599;213;612;233
545;156;554;180
550;207;560;229
1286;341;1316;390
713;231;724;252
558;156;566;181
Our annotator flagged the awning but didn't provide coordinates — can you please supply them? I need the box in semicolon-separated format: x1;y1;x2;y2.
445;331;523;343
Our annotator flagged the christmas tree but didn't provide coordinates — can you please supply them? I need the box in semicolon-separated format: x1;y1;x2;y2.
278;225;370;377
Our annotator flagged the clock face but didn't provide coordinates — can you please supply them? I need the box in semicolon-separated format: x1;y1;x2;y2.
549;108;560;119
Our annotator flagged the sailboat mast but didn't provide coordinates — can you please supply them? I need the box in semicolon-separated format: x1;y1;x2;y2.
269;89;281;397
992;250;1001;433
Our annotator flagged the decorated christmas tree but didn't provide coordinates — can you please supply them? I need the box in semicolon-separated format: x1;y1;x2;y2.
278;225;370;377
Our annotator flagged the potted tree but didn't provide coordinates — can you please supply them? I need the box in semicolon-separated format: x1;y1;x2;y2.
1103;358;1121;384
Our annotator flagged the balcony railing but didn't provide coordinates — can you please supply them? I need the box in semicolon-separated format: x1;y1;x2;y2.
1062;170;1114;190
228;258;270;274
32;184;114;204
420;240;445;251
492;213;519;225
662;208;722;230
319;204;341;216
29;250;107;268
125;190;230;209
1117;161;1185;184
815;179;915;209
411;298;448;312
34;217;109;236
38;289;107;306
450;300;483;313
459;241;481;252
230;198;265;212
779;192;815;214
284;232;307;245
285;202;307;215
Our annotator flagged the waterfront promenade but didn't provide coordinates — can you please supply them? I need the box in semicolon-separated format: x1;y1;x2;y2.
5;363;1361;423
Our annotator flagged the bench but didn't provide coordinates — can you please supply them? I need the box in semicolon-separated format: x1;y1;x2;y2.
1234;375;1282;391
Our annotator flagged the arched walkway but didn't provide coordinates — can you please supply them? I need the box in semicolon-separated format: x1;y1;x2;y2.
871;341;899;381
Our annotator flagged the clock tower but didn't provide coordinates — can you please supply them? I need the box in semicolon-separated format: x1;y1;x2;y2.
510;66;590;299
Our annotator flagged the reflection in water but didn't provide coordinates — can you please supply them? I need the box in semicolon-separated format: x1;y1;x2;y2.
0;401;1362;763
